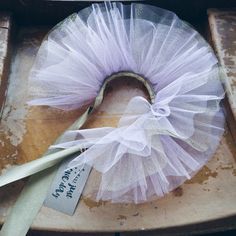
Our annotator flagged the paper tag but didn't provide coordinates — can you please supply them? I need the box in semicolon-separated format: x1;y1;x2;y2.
44;153;91;215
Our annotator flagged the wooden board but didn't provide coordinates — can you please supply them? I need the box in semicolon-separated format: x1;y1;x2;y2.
0;12;11;114
0;25;236;234
208;8;236;148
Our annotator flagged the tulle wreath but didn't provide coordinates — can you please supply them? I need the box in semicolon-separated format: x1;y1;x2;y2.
28;2;225;203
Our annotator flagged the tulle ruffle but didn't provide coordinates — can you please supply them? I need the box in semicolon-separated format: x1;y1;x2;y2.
28;2;225;203
54;70;224;202
28;2;218;110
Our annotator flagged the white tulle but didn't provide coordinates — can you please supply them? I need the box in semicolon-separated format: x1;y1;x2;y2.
28;2;225;203
28;2;218;110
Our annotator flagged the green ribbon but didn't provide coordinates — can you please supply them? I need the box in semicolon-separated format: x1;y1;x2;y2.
0;106;93;236
0;72;154;236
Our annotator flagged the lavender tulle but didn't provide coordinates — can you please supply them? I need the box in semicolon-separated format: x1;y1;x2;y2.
28;2;225;203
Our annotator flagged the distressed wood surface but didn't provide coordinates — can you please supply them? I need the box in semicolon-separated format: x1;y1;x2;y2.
0;12;11;115
208;9;236;121
0;25;236;234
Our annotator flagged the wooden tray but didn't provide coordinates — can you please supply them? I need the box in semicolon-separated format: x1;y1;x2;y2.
0;5;236;235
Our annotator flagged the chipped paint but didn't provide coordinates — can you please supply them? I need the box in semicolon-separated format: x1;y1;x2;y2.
0;28;8;59
208;10;236;119
132;212;139;216
233;169;236;176
219;163;234;170
0;29;42;149
172;187;183;197
0;28;55;171
81;197;107;209
117;215;127;220
185;166;218;184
